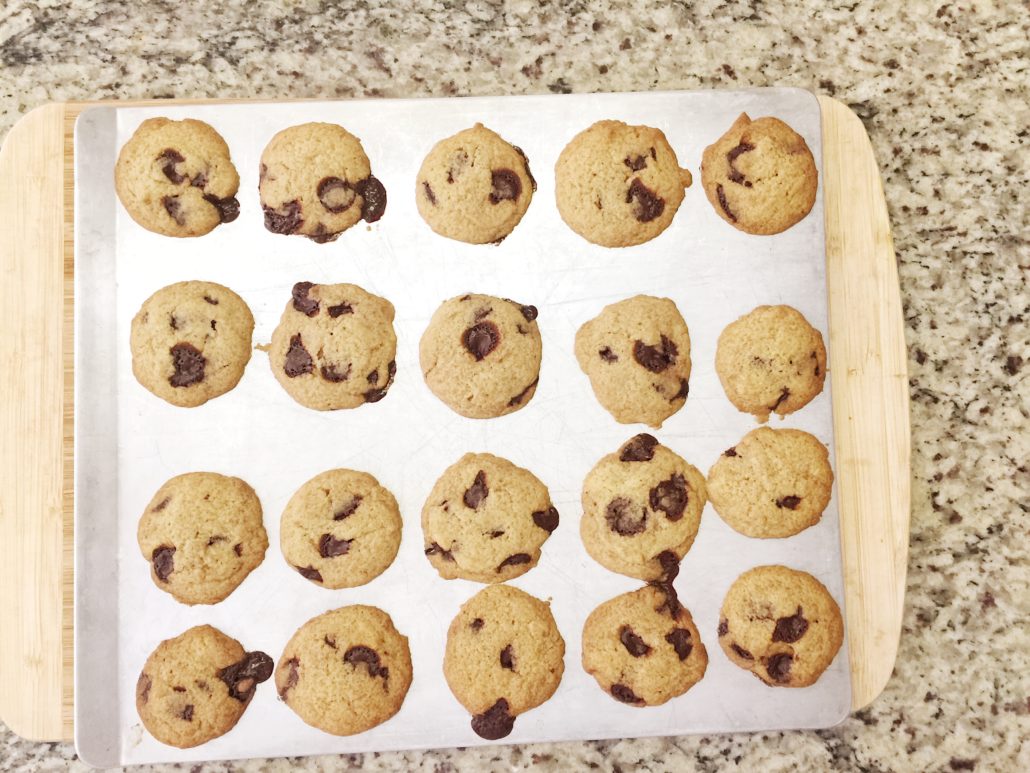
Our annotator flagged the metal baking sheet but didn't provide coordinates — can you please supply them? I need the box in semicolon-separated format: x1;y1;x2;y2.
74;88;849;768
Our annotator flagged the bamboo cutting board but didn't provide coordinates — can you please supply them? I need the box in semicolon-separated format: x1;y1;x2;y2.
0;96;911;743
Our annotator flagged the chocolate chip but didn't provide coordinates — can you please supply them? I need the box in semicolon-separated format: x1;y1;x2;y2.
519;304;538;322
470;618;484;631
488;529;505;538
489;169;522;204
137;673;151;704
319;363;349;382
770;387;791;412
162;195;185;226
532;506;559;533
605;497;647;535
772;607;809;643
363;360;396;403
650;146;657;160
152;546;175;581
307;223;339;244
500;645;516;671
324;635;337;649
425;542;455;561
497;553;531;571
672;378;690;401
716;183;737;222
460;470;488;510
153;496;170;512
318;533;352;558
168;314;180;331
207;535;227;546
463;321;500;361
652;579;683;618
766;652;793;682
233;543;243;556
633;335;678;373
191;171;208;189
158;149;186;183
203;194;240;223
776;495;802;510
471;698;515;740
507;377;538;407
718;619;729;636
626;178;664;222
203;295;218;305
292;281;320;316
724;447;738;457
180;704;194;721
334;496;363;520
173;686;186;693
731;643;754;660
355;175;387;222
317;176;356;213
624;154;647;171
447;150;469;183
328;301;353;317
295;565;323;583
610;684;643;705
599;346;618;362
278;657;299;699
649;473;688;521
422;181;437;205
619;626;652;657
283;334;314;377
665;628;693;660
655;550;680;583
474;306;493;321
218;651;273;702
210;319;217;331
619;433;658;462
512;145;537;191
726;141;755;187
264;200;303;234
344;646;389;682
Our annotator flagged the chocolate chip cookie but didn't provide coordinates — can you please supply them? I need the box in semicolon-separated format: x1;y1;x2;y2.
701;113;818;235
416;123;535;244
137;472;267;605
130;280;254;407
708;427;834;538
419;293;542;419
582;584;707;707
718;565;844;687
715;304;827;422
275;605;412;736
443;584;565;740
421;453;559;583
554;120;692;247
259;122;386;242
575;295;692;428
269;282;397;411
281;468;402;589
115;118;241;237
136;625;272;748
581;434;707;580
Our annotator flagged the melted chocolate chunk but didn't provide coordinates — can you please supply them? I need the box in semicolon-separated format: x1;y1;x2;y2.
620;433;658;462
203;295;218;305
470;617;484;631
633;335;678;373
776;495;802;510
328;301;353;317
500;644;516;671
532;506;560;533
770;387;791;412
169;342;206;387
422;181;437;205
158;149;186;184
605;497;647;536
203;194;240;223
191;171;208;189
649;473;688;521
474;306;493;321
292;281;320;316
624;154;647;171
626;178;665;222
168;314;180;331
264;200;303;234
317;176;356;213
463;470;488;509
716;184;737;222
233;543;243;556
447;150;469;183
218;651;274;702
344;646;389;682
497;553;532;571
766;652;793;683
731;643;753;660
153;497;170;512
462;321;500;361
611;684;643;704
488;529;505;538
672;378;690;401
152;545;175;581
137;673;151;704
619;626;652;657
324;635;337;649
724;447;738;457
355;175;387;222
507;377;538;407
307;223;338;243
283;334;314;377
772;607;809;643
489;169;522;204
318;533;353;558
599;346;618;362
665;628;693;660
519;304;538;322
726;141;755;187
472;698;515;740
655;550;680;583
425;542;455;561
278;657;299;699
513;145;537;190
207;535;227;546
295;565;323;583
334;496;363;520
718;619;729;636
320;363;351;382
180;704;194;721
162;195;185;226
363;360;396;403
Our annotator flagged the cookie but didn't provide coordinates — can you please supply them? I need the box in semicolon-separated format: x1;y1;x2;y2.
701;113;818;235
715;305;827;422
416;123;536;244
259;122;386;242
708;427;834;538
138;472;267;605
581;433;707;580
419;293;542;419
115;118;240;237
718;565;844;687
575;295;692;428
130;280;255;407
443;584;565;739
281;469;402;589
269;282;397;411
136;625;273;748
582;585;707;706
554;120;692;247
421;453;559;583
275;605;412;736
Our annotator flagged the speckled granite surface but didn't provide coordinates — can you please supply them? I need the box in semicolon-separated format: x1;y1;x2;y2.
1;1;1026;771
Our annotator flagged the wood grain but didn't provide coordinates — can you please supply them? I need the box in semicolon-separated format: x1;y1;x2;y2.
0;96;909;742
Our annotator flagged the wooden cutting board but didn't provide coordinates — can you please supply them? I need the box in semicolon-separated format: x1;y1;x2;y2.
0;96;911;742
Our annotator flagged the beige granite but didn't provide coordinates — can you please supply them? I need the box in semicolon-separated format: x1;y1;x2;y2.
0;0;1027;771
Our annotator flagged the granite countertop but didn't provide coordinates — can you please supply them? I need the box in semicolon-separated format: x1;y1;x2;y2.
1;1;1026;771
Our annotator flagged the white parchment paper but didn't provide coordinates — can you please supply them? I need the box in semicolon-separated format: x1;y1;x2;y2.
75;89;849;768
